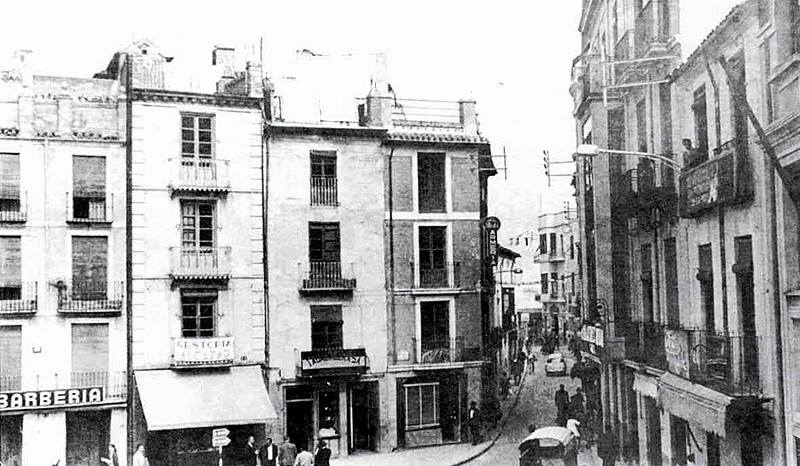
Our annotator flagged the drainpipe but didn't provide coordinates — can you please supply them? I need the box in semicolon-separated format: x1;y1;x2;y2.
387;148;396;366
262;85;270;376
124;54;134;466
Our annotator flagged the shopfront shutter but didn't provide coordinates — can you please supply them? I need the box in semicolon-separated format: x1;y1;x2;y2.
0;153;20;199
0;236;21;286
71;236;108;288
72;156;106;197
71;323;109;375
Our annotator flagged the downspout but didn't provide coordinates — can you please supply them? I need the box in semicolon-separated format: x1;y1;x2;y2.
387;147;396;366
649;85;662;321
124;55;134;466
702;53;730;334
262;86;270;375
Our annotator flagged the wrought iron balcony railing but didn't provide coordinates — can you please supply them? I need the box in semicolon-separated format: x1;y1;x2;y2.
624;321;666;370
67;192;112;224
686;330;761;397
57;281;124;313
0;371;127;401
310;176;338;206
0;192;27;223
395;336;481;365
0;281;38;315
300;261;356;291
411;261;461;289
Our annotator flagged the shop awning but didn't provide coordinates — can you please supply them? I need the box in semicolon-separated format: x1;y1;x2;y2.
633;372;658;399
135;365;277;431
659;372;732;438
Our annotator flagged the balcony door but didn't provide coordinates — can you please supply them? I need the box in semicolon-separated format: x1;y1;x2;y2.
181;201;216;270
71;236;108;300
418;226;447;288
71;323;109;388
181;114;214;176
309;222;341;281
420;301;450;362
72;155;106;221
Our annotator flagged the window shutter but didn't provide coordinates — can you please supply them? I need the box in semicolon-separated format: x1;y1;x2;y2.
0;153;20;198
71;237;108;286
71;323;109;374
0;326;22;379
73;156;106;197
311;305;343;323
0;236;21;286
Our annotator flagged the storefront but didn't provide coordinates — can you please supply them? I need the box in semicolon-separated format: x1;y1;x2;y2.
135;364;277;466
395;370;466;448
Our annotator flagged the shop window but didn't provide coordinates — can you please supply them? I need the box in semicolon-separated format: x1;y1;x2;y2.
311;305;343;350
181;290;216;337
66;410;110;466
318;389;340;437
0;415;22;466
0;326;21;391
417;153;446;213
404;382;439;429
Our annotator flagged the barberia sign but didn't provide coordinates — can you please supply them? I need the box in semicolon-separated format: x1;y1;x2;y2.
0;387;105;412
172;337;234;367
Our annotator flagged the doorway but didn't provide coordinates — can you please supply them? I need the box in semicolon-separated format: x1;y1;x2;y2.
645;397;662;466
439;375;463;443
66;410;110;466
286;386;315;453
349;382;379;452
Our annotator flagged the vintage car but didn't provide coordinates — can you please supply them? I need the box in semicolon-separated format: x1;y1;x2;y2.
519;426;578;466
544;353;567;376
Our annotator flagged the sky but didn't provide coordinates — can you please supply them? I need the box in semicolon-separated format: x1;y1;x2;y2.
0;0;744;240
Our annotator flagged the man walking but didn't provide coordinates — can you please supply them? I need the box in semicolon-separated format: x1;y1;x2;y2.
244;435;258;466
499;372;510;400
554;384;569;426
259;438;279;466
314;439;331;466
468;401;482;445
278;436;297;466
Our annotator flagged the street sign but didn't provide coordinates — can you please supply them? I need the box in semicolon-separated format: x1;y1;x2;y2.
212;428;231;448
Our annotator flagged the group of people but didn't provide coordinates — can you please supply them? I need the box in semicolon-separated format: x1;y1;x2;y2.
554;384;584;428
244;436;330;466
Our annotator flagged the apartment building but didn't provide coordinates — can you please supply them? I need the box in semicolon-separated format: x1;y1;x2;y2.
571;0;795;464
0;52;128;465
93;41;275;466
534;211;581;344
493;244;521;375
506;231;543;343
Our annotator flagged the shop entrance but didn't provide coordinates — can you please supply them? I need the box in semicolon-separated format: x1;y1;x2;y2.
66;410;110;466
0;415;22;466
349;382;378;452
439;375;463;443
286;386;315;453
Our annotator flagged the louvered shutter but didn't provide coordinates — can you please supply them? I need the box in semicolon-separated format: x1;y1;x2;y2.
71;236;108;288
0;236;21;286
73;156;106;197
0;153;20;198
71;323;109;374
0;326;22;381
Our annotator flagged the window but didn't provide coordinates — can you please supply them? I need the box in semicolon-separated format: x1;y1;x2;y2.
692;86;709;163
72;236;108;300
707;433;721;466
181;202;215;250
734;236;758;387
311;305;343;349
0;326;21;391
309;222;341;263
550;272;559;295
636;98;648;153
181;290;216;337
641;244;653;321
539;234;548;254
181;114;214;162
0;237;21;301
698;244;715;333
758;0;770;26
420;301;450;352
71;323;108;387
310;151;338;206
405;383;439;429
318;389;340;434
549;233;557;255
418;226;447;287
0;153;21;219
418;153;446;213
71;156;106;222
664;238;679;327
570;236;575;259
540;274;549;294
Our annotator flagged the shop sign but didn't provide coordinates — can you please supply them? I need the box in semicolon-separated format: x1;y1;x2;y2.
580;325;604;348
483;216;501;266
664;329;690;379
679;151;751;217
172;336;235;368
0;386;105;412
300;348;368;377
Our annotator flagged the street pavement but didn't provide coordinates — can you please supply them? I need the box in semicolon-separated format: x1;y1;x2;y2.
332;346;609;465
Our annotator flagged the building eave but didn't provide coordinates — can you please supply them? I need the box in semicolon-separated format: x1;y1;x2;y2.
267;122;388;138
132;88;262;109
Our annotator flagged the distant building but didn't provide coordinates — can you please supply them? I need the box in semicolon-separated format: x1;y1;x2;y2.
494;244;521;374
0;51;128;465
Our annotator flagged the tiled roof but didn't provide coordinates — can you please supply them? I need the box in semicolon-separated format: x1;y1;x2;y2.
387;131;488;144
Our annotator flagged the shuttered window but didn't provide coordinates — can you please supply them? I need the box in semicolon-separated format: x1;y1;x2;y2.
71;324;109;386
71;236;108;298
421;301;449;351
311;305;343;349
181;290;216;337
0;237;21;293
0;326;22;391
309;223;340;262
418;153;446;213
73;156;106;197
0;154;20;199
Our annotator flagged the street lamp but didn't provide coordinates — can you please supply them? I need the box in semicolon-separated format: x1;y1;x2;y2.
575;144;682;171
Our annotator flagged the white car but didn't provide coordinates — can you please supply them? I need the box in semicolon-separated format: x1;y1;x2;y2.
544;353;567;376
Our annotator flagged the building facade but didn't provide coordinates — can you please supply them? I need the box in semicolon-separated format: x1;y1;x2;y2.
494;245;521;375
0;52;128;465
100;42;275;466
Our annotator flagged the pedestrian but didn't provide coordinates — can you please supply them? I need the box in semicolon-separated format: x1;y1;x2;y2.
566;418;581;443
132;444;149;466
597;425;619;466
527;350;537;374
554;384;569;426
259;437;279;466
468;400;482;445
293;445;314;466
244;435;258;466
511;357;523;385
101;444;119;466
569;392;585;422
279;436;298;466
499;372;510;400
314;439;331;466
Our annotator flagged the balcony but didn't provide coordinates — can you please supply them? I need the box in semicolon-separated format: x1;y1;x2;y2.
634;0;673;58
542;290;566;303
614;165;677;220
679;145;753;218
57;281;124;314
686;330;761;397
0;371;127;407
299;347;368;377
171;336;235;368
66;192;113;225
299;261;356;294
570;53;603;110
411;261;461;290
0;192;27;223
0;282;38;316
169;247;232;286
535;251;566;263
310;176;338;206
70;370;128;402
624;321;666;369
393;337;481;366
169;158;230;197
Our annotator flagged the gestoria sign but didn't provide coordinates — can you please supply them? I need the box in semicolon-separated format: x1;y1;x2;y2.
0;387;105;412
172;336;235;367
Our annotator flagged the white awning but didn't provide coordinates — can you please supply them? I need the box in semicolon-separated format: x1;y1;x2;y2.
633;372;658;399
658;372;732;438
135;365;277;431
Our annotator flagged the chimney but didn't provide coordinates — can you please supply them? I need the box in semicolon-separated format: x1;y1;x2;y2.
213;46;236;93
245;61;263;98
459;100;479;134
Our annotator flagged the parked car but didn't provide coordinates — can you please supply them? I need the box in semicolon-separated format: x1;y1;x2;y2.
519;426;578;466
544;353;567;377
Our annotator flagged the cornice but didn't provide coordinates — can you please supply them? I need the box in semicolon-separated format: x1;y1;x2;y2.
133;88;261;109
